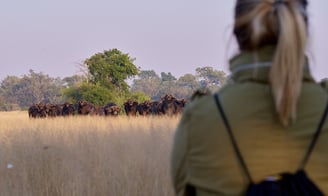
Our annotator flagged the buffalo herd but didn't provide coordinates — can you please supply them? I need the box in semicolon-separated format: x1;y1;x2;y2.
28;94;188;118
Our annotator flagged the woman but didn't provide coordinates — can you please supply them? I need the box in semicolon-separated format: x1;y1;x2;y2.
170;0;328;195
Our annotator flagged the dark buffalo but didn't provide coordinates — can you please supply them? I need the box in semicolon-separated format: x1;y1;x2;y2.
161;94;187;116
161;94;176;116
62;102;75;116
124;99;138;116
153;101;164;115
174;98;187;114
37;103;48;118
137;100;152;116
104;103;121;116
95;106;106;116
77;100;97;115
46;104;63;117
28;104;40;118
148;101;160;115
28;103;48;118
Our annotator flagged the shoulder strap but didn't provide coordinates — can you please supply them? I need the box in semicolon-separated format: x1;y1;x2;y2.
214;93;328;178
213;93;254;184
299;99;328;169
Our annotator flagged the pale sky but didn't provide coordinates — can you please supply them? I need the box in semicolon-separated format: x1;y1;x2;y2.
0;1;327;81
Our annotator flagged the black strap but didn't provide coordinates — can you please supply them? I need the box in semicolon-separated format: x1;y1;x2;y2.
214;93;328;183
299;99;328;169
214;93;254;183
185;184;196;196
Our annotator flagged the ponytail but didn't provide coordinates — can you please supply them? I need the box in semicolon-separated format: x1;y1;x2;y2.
270;2;307;126
234;0;308;126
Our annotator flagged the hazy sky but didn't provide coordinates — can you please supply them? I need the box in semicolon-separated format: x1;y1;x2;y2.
1;1;327;81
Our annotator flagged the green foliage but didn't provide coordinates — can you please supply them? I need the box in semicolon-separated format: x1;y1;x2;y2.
84;48;139;92
62;83;115;106
130;91;151;103
61;87;82;103
80;85;113;106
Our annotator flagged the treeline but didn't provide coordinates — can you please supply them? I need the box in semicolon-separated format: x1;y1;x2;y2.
0;48;227;111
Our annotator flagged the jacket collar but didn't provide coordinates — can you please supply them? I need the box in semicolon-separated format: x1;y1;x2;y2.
229;45;315;83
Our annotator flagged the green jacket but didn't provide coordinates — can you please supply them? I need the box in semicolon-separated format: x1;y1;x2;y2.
171;46;328;195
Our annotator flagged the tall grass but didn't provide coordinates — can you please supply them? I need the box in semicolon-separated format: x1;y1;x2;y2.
0;112;178;196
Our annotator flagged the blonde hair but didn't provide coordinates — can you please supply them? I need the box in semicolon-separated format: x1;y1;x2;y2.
234;0;308;126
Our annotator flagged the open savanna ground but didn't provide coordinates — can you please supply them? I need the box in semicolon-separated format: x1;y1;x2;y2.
0;111;178;196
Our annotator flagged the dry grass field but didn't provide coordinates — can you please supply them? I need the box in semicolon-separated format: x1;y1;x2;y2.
0;111;179;196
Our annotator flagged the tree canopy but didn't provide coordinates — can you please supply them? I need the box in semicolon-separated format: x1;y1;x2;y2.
84;48;139;92
131;66;227;100
0;70;63;110
196;66;226;92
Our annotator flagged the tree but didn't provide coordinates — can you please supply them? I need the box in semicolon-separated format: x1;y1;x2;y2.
84;48;139;92
62;74;86;88
196;66;227;92
62;83;115;106
161;72;176;82
130;91;151;103
18;70;63;105
76;62;91;83
0;75;26;110
0;95;5;111
177;74;200;91
131;70;161;99
175;74;201;98
154;72;178;99
0;76;21;105
0;70;64;110
138;70;159;80
79;84;114;106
